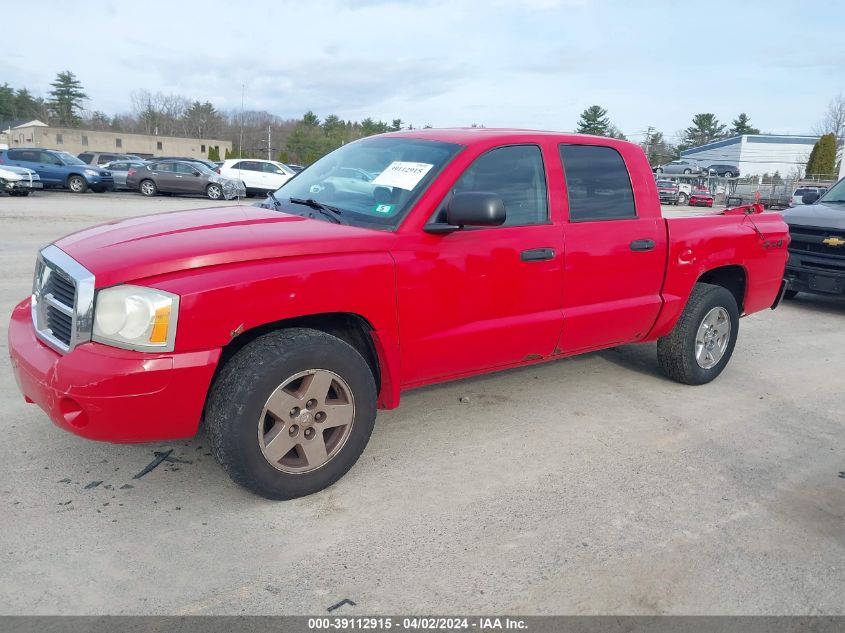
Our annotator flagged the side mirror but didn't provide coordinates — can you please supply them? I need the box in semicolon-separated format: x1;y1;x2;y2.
193;171;200;177
446;192;506;228
801;192;820;205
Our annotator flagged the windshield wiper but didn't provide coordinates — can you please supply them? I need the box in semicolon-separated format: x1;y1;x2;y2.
267;190;282;208
288;197;345;224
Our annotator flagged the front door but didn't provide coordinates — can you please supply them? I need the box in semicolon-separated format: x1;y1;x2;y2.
557;144;667;353
396;144;565;386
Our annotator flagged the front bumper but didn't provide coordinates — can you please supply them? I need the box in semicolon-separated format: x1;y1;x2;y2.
3;179;43;191
8;298;221;443
784;260;845;297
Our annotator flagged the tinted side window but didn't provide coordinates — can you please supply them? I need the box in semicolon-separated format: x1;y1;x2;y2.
152;162;174;172
40;152;62;165
78;153;93;163
110;162;127;171
453;145;548;227
175;163;198;174
10;150;40;162
559;145;636;221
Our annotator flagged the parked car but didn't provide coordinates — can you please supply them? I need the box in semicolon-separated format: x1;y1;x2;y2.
102;160;147;190
689;189;715;207
218;159;295;197
0;148;114;193
286;163;304;172
0;165;43;196
126;160;245;199
8;129;791;500
654;160;702;175
656;179;680;205
308;166;381;197
790;187;827;207
704;164;739;178
782;178;845;299
79;152;144;167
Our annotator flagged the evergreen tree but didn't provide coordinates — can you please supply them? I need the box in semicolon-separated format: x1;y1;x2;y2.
576;105;611;136
208;146;220;161
680;113;726;150
805;133;837;178
48;71;87;126
729;113;759;136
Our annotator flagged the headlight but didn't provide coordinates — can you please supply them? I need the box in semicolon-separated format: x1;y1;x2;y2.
84;169;99;177
93;285;179;352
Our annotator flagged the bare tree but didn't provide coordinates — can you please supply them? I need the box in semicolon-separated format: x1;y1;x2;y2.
815;93;845;139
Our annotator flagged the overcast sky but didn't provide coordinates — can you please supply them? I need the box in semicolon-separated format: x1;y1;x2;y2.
2;0;842;142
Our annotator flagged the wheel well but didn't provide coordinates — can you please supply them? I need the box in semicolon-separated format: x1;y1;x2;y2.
698;265;746;313
215;312;381;390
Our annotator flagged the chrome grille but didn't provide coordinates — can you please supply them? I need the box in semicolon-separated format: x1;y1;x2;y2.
31;245;95;354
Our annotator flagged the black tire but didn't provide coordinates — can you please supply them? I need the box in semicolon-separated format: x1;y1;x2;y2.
678;193;688;205
139;179;157;196
657;283;739;385
206;183;223;200
723;171;733;178
783;289;799;300
67;175;87;194
655;168;663;174
683;169;692;174
92;187;107;193
9;190;30;197
206;328;378;500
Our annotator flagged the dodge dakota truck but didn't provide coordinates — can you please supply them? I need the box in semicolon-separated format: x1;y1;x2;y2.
8;129;790;500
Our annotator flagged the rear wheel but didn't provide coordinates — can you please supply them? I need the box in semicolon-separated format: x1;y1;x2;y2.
657;283;739;385
139;179;157;196
206;328;377;500
683;168;692;174
67;175;87;193
206;183;223;200
723;171;734;178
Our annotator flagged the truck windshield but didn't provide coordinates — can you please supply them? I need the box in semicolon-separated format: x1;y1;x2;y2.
269;137;462;228
819;179;845;204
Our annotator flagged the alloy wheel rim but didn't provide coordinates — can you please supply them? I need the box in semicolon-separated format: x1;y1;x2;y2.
695;307;730;369
208;185;221;199
258;369;355;474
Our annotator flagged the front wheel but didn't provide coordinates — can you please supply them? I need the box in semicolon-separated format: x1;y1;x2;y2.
9;190;30;197
206;183;223;200
723;171;733;178
206;328;377;500
657;283;739;385
67;175;87;193
678;192;689;205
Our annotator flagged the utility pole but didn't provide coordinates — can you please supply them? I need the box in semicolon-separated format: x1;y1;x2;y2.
268;124;271;161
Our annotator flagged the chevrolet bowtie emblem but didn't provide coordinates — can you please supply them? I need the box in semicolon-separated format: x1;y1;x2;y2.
822;237;845;247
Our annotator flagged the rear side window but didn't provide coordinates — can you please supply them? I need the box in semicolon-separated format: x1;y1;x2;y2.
78;153;93;163
559;145;636;221
9;150;39;162
452;145;548;227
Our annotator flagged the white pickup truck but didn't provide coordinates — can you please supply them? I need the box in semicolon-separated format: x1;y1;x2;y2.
0;165;43;196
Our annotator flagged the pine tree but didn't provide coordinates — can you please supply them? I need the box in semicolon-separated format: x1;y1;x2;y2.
680;114;726;150
208;146;220;161
729;113;760;136
805;133;837;178
576;105;611;136
48;71;87;127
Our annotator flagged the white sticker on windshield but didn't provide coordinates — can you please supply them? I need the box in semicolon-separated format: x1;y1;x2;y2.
372;161;434;191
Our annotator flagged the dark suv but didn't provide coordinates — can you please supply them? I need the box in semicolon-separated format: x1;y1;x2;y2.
0;148;114;193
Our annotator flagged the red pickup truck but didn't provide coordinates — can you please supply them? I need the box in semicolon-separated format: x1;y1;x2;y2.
9;129;789;499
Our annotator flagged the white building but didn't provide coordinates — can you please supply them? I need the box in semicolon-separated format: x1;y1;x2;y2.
680;134;822;178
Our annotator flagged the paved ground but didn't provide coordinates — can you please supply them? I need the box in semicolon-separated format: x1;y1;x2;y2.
1;191;843;615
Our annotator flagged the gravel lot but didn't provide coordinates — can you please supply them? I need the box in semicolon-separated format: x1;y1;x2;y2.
1;191;844;615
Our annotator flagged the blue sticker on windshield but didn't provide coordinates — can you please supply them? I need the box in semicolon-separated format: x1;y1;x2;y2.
374;204;395;214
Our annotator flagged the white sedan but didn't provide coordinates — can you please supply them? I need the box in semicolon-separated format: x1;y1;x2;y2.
217;159;296;197
0;165;43;196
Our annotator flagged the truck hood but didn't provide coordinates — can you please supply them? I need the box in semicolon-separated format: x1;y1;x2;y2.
54;205;393;287
782;202;845;231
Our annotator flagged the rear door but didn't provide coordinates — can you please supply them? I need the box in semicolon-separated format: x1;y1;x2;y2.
558;144;667;353
150;162;178;192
